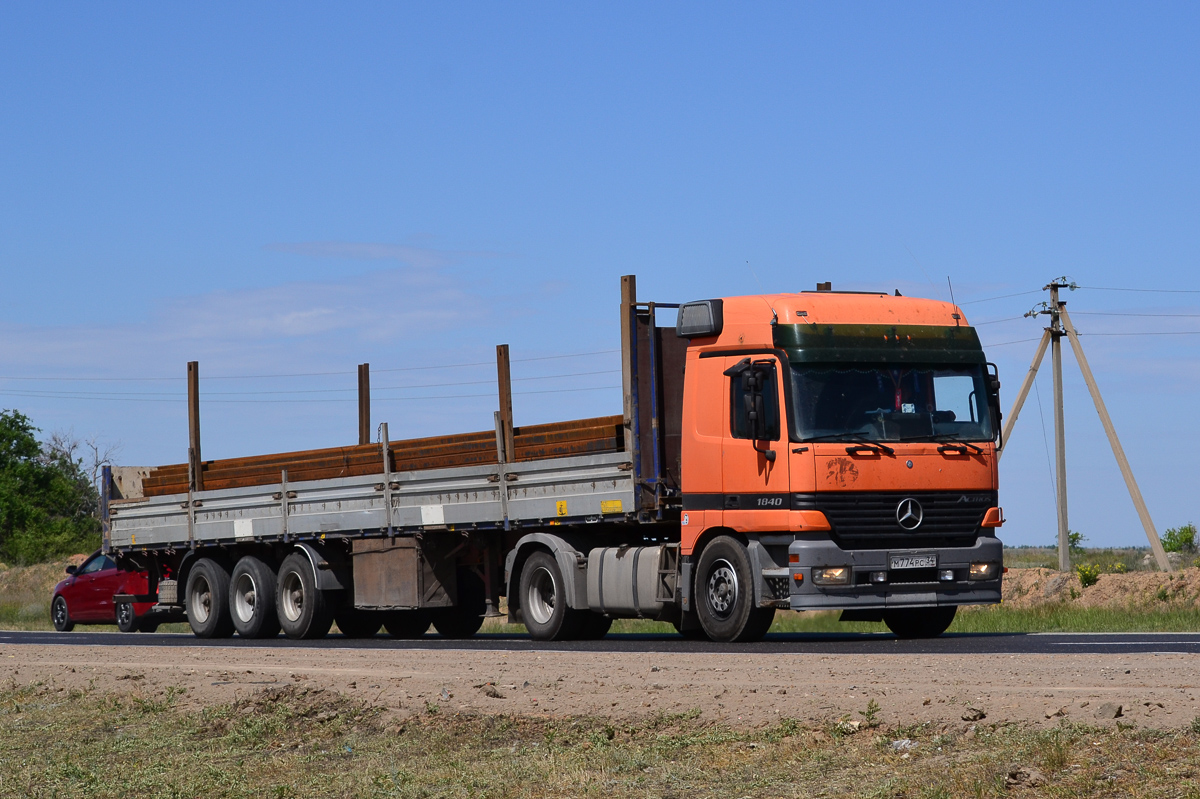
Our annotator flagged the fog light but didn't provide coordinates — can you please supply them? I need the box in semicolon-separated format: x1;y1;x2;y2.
938;569;955;581
969;562;997;581
793;572;804;584
812;567;850;586
870;571;887;583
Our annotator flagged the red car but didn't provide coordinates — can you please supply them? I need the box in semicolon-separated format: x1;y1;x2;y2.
51;551;164;633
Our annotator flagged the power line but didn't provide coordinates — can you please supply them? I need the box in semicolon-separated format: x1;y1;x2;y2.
983;337;1044;348
1070;311;1200;318
0;384;622;405
959;289;1042;305
0;349;621;384
1078;286;1200;294
971;316;1025;326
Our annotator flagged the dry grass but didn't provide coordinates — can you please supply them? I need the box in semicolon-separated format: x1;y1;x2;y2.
2;679;1200;798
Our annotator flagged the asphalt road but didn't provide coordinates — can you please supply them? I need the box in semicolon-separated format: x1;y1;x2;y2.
3;629;1200;655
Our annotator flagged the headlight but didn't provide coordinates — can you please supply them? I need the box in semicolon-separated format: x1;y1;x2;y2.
969;562;999;581
812;567;850;586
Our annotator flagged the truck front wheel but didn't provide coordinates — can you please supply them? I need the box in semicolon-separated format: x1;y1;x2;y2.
230;556;281;639
518;551;582;641
276;552;334;640
186;558;236;638
884;606;957;639
695;536;774;643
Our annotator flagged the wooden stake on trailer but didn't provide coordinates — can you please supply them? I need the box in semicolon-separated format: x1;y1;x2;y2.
187;361;203;492
495;345;515;462
358;363;371;446
1060;308;1173;571
620;275;636;458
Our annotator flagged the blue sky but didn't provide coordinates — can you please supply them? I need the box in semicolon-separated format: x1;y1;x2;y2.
1;4;1198;547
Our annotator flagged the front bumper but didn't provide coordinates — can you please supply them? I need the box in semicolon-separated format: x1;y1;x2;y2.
787;535;1002;610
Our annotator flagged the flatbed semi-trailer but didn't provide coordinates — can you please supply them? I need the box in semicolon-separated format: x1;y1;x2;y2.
100;275;1006;643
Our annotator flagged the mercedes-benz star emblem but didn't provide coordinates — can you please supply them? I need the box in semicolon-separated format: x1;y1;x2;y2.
896;498;924;530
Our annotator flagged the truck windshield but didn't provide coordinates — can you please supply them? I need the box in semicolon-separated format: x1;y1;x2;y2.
790;363;994;443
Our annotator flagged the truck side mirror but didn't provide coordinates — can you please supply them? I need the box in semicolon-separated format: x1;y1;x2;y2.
724;358;780;459
986;362;1003;445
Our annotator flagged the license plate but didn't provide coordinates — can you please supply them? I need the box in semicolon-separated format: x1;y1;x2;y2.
890;555;937;570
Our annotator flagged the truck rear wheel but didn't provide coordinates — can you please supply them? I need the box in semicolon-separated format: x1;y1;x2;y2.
695;536;774;643
884;606;957;639
577;613;613;640
383;610;431;638
230;556;281;639
432;568;486;639
187;558;236;638
276;552;334;640
518;551;582;641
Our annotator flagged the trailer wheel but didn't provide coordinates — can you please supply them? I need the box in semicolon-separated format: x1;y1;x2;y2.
335;609;382;638
695;536;774;643
52;596;74;632
276;552;334;640
383;611;431;639
432;568;486;639
186;558;236;638
518;552;582;641
229;556;281;639
137;619;160;633
884;606;957;639
116;601;137;633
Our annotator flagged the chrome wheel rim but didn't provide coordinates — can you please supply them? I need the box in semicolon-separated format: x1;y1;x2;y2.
189;574;212;624
117;603;133;628
706;559;738;620
53;598;68;628
280;569;304;623
233;572;258;623
525;566;556;626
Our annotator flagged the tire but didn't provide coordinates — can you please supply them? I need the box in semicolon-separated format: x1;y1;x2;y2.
275;552;334;640
116;601;137;633
52;596;74;632
383;610;431;639
335;608;382;638
884;606;957;639
517;551;583;641
229;556;281;639
694;536;775;643
577;613;613;640
432;567;487;639
186;558;236;639
137;619;160;633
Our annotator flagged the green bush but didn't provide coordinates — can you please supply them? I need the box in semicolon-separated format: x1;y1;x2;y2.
1068;530;1086;552
1076;563;1101;588
0;410;100;564
1161;523;1197;554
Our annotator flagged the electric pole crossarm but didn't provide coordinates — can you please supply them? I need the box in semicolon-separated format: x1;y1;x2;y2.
1059;308;1172;572
998;328;1051;463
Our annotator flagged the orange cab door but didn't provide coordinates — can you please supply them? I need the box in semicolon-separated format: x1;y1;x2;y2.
721;355;790;531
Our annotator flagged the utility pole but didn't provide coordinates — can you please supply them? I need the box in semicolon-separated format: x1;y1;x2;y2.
1048;281;1070;571
999;278;1172;571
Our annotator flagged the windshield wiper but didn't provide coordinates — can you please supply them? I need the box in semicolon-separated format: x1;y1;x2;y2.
906;434;985;454
804;432;896;455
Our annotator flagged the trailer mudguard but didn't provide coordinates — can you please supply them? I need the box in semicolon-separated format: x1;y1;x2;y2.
504;533;589;619
294;542;349;592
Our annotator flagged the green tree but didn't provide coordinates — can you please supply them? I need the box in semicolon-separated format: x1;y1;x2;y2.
0;410;100;564
1162;523;1197;554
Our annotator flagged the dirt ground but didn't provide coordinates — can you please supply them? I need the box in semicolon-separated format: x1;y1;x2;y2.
1002;566;1200;608
3;643;1198;731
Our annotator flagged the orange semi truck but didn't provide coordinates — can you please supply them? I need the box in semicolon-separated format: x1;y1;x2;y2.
102;276;1003;643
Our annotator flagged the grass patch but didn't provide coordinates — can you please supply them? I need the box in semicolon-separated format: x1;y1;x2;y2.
2;681;1200;797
